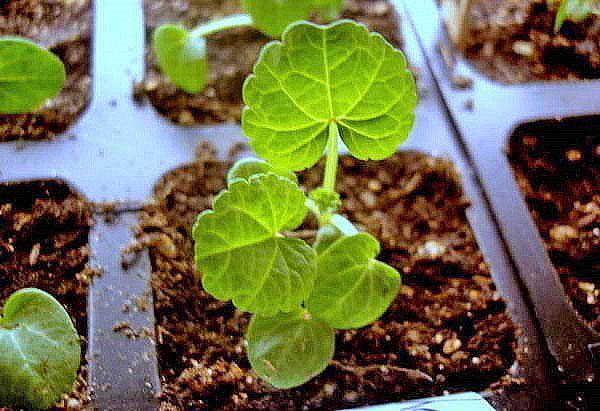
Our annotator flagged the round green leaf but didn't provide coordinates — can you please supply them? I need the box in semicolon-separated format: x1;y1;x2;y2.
242;20;417;171
0;37;66;114
307;233;401;329
0;288;80;410
152;24;208;93
227;158;298;185
193;173;316;316
242;0;313;38
247;310;335;388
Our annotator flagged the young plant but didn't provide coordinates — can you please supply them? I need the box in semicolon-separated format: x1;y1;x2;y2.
193;20;417;388
0;37;66;114
549;0;600;31
152;0;346;94
0;288;81;410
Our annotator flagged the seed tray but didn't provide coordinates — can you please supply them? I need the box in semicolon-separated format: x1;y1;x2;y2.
403;0;600;408
0;0;557;409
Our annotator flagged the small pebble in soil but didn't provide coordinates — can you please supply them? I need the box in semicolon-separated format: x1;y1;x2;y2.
512;40;535;57
550;224;578;242
450;74;474;89
565;149;583;162
417;240;447;258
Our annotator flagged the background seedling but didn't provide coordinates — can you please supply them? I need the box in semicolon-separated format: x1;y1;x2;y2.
0;37;66;114
0;288;81;410
549;0;600;31
193;20;417;388
152;0;347;93
441;0;600;49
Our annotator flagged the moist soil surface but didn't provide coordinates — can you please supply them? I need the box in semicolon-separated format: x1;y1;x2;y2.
0;180;93;410
0;0;91;142
509;125;600;332
142;0;404;125
464;0;600;83
137;144;521;410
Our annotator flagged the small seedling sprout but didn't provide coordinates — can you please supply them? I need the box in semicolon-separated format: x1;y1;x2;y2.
193;19;417;388
442;0;599;49
549;0;600;31
152;0;346;93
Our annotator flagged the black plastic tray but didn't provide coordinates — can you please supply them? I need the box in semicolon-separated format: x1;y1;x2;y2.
0;0;559;409
403;0;600;407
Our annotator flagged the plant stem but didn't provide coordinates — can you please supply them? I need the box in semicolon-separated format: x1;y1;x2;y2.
190;14;254;38
323;121;339;193
317;5;343;22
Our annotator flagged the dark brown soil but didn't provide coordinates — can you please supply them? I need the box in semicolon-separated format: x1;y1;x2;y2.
464;0;600;83
508;122;600;332
0;0;92;142
142;0;404;125
0;180;93;410
137;144;521;410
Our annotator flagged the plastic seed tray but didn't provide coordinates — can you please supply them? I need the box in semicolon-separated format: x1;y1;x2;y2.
0;1;562;409
403;1;600;409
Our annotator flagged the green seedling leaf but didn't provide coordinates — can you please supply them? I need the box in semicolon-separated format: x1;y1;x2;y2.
242;0;314;38
0;37;66;114
0;288;80;410
243;20;417;171
553;0;600;31
247;309;335;388
313;0;345;21
313;214;358;254
152;24;208;93
227;157;298;185
193;173;316;316
307;232;400;329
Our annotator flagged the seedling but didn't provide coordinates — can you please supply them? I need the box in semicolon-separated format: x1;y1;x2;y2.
0;288;81;410
152;0;346;93
443;0;600;49
193;20;417;388
0;37;66;114
549;0;600;31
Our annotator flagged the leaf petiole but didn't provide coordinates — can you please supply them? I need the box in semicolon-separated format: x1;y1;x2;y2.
323;121;340;194
313;0;344;22
190;14;254;38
